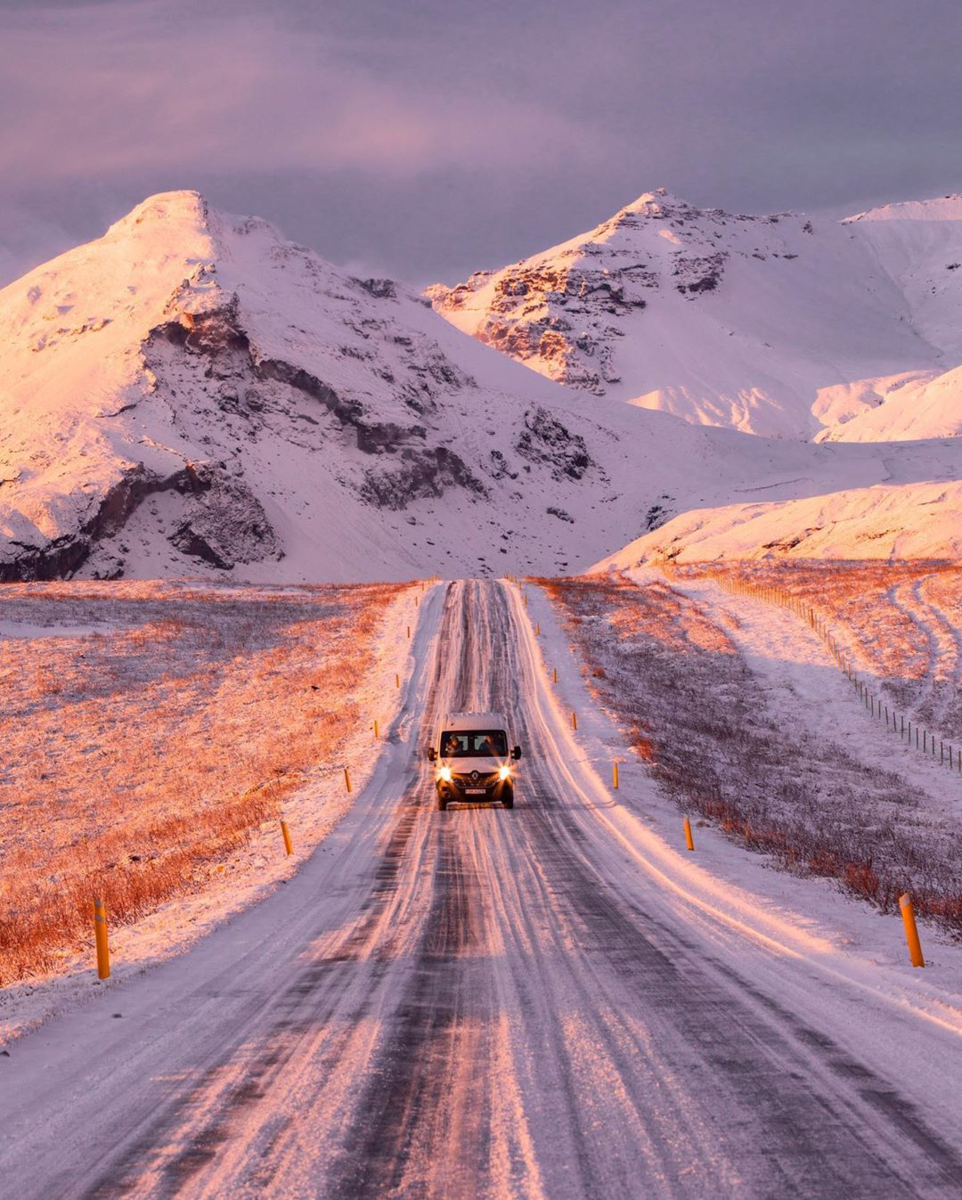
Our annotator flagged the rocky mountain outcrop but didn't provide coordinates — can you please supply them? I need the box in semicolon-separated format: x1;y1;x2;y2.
0;191;709;581
430;188;962;442
5;190;962;581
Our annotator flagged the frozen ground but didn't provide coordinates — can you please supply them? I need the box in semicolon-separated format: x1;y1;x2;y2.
0;578;418;1036
675;561;962;741
540;569;962;927
0;578;961;1197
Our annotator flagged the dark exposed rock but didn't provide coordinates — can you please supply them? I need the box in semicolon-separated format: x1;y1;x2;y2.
155;295;251;356
355;277;397;299
487;449;518;481
673;252;726;296
169;475;278;569
0;461;210;582
359;446;487;510
644;495;674;531
515;407;595;481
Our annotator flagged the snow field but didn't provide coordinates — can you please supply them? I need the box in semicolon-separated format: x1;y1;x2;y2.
682;561;962;742
539;569;962;927
701;567;962;780
0;578;436;1043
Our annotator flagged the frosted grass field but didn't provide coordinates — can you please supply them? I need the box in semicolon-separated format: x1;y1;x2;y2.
0;579;405;982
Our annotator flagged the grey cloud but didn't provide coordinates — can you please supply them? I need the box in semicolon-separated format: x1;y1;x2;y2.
1;0;960;287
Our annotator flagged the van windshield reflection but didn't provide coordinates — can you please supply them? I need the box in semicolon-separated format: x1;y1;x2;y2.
440;731;508;758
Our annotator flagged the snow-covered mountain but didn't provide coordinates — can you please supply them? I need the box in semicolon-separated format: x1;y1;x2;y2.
429;189;962;443
2;190;961;582
0;190;643;581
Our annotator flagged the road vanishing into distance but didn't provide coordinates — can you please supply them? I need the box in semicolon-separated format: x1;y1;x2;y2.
2;580;962;1198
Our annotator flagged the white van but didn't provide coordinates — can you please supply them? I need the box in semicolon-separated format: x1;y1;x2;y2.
427;711;522;811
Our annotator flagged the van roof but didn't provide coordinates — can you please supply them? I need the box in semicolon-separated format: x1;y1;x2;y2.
442;712;506;730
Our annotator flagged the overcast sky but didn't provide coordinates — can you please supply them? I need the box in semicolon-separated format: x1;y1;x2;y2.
2;0;961;287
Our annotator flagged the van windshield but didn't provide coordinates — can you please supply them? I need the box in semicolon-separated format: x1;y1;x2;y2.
440;730;508;758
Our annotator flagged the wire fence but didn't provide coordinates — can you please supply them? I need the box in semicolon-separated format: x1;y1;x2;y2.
710;575;962;776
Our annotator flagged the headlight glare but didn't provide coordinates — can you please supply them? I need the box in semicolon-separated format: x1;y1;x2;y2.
499;765;511;780
438;766;452;782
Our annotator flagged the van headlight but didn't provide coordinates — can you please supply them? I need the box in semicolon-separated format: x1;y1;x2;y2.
438;766;452;782
498;765;511;781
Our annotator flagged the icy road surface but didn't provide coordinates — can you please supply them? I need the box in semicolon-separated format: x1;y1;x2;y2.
2;580;962;1198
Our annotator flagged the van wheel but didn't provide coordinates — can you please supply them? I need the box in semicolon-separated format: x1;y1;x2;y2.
437;793;448;811
501;785;514;810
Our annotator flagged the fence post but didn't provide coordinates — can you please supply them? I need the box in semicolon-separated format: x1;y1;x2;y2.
281;820;293;856
93;898;110;980
899;894;925;968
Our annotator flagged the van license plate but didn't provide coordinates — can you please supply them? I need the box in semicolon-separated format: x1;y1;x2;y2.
465;788;486;795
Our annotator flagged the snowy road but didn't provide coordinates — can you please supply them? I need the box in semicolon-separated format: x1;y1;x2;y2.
2;580;962;1198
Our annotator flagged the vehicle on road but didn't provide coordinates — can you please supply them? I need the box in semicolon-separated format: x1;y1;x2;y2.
428;711;522;810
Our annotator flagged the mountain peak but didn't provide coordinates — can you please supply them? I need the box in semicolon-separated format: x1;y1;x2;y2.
600;188;699;229
106;190;211;239
845;194;962;224
620;187;685;212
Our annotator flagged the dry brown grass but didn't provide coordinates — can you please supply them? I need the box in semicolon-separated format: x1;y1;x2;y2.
678;560;962;733
0;580;407;982
538;573;962;934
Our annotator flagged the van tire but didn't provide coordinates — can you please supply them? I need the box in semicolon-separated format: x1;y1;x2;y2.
437;793;448;812
501;785;514;810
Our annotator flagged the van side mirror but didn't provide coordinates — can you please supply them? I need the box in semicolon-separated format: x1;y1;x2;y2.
512;746;522;761
427;747;437;762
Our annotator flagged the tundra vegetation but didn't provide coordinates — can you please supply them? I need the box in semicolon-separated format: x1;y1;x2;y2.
683;561;962;736
539;570;962;934
0;580;404;982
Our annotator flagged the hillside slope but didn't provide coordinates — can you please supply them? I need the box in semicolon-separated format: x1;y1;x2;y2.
3;190;962;582
430;189;962;442
0;191;672;581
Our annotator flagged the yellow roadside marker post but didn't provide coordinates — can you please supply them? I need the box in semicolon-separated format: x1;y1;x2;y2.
684;817;695;852
344;767;352;793
899;894;925;968
613;762;619;790
281;820;293;856
571;711;578;731
93;898;110;980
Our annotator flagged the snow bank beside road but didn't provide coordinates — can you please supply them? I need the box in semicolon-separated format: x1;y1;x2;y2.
524;575;962;1145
